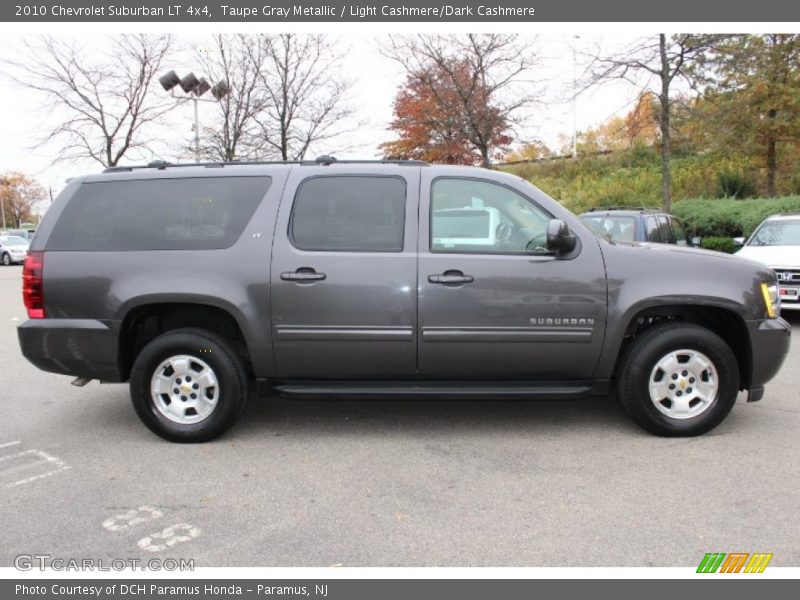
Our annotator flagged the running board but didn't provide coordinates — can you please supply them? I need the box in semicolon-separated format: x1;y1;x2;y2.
265;380;607;400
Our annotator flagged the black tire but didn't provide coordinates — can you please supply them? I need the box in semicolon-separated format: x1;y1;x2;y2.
617;323;739;437
1;253;10;266
130;328;248;443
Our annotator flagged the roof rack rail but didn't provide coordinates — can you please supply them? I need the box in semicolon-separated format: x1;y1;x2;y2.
103;157;428;173
587;206;658;212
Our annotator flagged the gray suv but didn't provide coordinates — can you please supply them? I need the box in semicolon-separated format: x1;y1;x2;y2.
17;159;791;442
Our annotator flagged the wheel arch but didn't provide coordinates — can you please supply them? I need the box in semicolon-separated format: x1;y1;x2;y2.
607;301;752;391
117;301;254;382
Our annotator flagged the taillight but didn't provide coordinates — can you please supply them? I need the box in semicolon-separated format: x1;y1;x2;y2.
22;251;45;319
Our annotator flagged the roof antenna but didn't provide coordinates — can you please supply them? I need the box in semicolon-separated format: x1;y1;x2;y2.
315;155;337;165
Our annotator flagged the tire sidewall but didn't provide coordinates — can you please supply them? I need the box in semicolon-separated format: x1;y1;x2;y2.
130;330;245;442
620;325;739;436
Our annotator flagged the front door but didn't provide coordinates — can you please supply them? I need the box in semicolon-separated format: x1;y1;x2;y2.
271;167;419;379
417;174;607;380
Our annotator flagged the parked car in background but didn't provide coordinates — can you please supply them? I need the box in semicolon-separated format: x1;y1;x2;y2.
735;213;800;311
0;235;30;265
579;208;690;246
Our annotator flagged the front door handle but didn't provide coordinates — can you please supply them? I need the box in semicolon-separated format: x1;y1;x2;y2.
281;268;327;282
428;270;474;286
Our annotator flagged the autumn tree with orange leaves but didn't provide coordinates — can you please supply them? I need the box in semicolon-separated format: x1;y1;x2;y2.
380;64;512;164
382;34;540;167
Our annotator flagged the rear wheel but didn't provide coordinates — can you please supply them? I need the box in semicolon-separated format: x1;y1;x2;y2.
130;328;248;442
617;323;739;436
1;253;10;266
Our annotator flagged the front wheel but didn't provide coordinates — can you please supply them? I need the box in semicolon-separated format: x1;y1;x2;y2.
1;253;10;266
617;323;740;437
130;328;248;442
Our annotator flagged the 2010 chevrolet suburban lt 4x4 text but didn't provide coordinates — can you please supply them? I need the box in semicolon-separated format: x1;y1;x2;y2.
17;159;791;442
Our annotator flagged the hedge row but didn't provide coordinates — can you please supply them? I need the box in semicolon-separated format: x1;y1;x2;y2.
671;196;800;238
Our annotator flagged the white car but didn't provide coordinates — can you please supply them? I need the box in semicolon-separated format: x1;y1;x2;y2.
735;213;800;310
0;235;30;266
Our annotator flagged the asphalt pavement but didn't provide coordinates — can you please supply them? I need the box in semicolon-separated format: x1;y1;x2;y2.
0;264;798;567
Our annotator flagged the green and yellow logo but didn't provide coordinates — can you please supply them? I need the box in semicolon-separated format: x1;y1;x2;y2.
697;552;773;573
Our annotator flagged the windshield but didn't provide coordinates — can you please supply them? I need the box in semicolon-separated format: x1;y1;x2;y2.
0;236;28;245
580;215;637;242
748;219;800;246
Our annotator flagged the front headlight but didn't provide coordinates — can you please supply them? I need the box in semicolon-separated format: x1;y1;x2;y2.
760;282;780;319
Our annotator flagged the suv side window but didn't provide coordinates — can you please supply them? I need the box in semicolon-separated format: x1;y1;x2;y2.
430;178;552;254
290;176;406;252
656;216;674;244
644;216;661;242
670;217;688;246
46;176;270;251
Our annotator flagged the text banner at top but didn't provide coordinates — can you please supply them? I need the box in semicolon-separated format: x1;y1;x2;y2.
3;0;800;22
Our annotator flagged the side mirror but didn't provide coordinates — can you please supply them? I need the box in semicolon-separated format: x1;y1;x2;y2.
546;219;577;254
690;236;702;247
733;236;745;247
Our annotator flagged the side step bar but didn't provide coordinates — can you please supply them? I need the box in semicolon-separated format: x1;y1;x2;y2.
264;380;608;400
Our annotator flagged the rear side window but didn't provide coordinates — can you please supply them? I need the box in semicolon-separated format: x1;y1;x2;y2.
656;216;674;243
47;177;270;251
290;176;406;252
644;216;661;242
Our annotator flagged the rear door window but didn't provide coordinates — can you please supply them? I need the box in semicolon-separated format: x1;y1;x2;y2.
47;176;271;251
644;216;661;242
656;216;674;244
290;176;406;252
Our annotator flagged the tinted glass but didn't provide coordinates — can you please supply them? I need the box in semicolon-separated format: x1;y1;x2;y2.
656;216;673;244
645;216;661;242
580;216;637;242
47;177;270;251
431;178;552;254
670;217;687;245
290;176;406;252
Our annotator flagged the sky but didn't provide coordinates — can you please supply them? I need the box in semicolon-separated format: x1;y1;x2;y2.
0;32;644;199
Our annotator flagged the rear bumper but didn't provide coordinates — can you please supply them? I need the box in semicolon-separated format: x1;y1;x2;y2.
17;319;122;381
747;317;791;392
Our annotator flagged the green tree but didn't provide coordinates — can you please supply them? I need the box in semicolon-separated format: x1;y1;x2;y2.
696;35;800;197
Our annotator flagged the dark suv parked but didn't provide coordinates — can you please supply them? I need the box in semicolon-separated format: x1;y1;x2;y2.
579;208;690;245
18;160;790;442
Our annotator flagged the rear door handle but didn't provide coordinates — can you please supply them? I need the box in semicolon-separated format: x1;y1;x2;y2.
428;270;474;286
281;268;327;282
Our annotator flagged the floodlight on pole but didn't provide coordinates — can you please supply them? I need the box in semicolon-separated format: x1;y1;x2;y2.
159;70;230;162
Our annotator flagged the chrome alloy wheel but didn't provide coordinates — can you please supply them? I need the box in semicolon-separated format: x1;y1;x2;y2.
150;355;220;424
648;349;718;420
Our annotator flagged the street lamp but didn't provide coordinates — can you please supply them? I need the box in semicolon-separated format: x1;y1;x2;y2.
159;70;230;162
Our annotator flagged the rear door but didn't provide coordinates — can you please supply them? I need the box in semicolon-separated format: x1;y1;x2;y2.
417;173;607;380
270;166;420;379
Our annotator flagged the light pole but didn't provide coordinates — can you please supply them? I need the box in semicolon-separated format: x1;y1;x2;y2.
158;71;230;162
